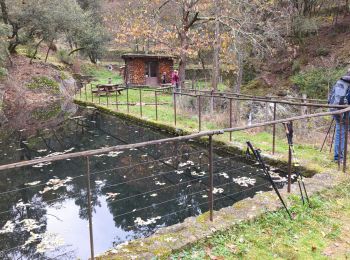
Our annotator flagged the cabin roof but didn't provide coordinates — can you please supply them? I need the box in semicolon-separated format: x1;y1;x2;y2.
121;53;176;60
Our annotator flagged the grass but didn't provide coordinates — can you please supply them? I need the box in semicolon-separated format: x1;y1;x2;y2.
76;67;339;174
170;182;350;259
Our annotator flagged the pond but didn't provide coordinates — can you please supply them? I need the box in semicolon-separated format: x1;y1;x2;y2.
0;103;288;259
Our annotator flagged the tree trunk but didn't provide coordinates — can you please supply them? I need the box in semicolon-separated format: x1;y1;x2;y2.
178;32;187;90
0;0;8;24
30;39;44;64
235;51;243;93
45;40;54;63
211;0;220;91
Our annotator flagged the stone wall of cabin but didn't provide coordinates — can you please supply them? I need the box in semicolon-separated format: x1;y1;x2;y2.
158;59;173;84
127;58;145;85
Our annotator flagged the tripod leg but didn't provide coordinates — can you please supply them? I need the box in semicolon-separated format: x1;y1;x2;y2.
321;118;334;152
329;124;336;154
298;180;305;205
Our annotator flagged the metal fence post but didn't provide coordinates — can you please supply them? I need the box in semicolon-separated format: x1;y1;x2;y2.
86;156;95;260
174;92;177;126
344;112;348;173
127;88;130;114
155;91;158;121
139;88;142;117
208;135;214;221
115;91;118;111
272;102;276;154
229;98;233;142
198;95;202;132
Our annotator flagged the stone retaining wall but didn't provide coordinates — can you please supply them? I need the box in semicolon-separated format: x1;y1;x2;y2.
74;99;343;259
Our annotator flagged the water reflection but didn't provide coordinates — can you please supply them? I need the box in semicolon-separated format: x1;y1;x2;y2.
0;106;286;259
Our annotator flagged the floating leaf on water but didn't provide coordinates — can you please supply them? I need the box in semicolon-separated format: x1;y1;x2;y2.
232;177;256;187
175;170;184;175
155;181;166;186
191;171;206;177
219;172;229;179
0;221;15;234
165;159;172;164
16;202;31;208
213;188;224;194
186;184;191;188
64;147;75;153
25;181;41;186
32;162;52;168
134;216;161;226
202;194;208;198
37;149;47;153
94;154;105;157
95;180;104;186
178;160;194;167
106;192;120;200
150;193;158;197
148;165;154;169
107;151;123;157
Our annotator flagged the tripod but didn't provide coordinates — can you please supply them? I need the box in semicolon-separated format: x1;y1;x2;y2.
283;122;310;207
320;118;335;153
246;141;292;219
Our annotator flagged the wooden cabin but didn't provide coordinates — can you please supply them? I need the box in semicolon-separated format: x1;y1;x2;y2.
121;53;175;87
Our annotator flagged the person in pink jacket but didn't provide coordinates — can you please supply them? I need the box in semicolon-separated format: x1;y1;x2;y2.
171;70;180;92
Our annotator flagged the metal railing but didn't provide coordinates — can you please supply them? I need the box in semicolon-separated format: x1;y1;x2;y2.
77;84;345;156
0;103;350;259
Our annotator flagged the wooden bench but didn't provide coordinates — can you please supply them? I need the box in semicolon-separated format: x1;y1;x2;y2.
91;84;125;96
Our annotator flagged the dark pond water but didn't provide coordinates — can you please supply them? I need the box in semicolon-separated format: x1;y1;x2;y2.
0;104;288;259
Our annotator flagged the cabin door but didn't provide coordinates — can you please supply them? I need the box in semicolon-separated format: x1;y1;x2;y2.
145;61;159;86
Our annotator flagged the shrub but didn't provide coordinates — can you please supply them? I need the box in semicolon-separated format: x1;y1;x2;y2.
0;67;8;79
27;76;60;93
315;47;330;57
291;67;346;99
292;16;318;39
292;60;301;74
56;49;73;65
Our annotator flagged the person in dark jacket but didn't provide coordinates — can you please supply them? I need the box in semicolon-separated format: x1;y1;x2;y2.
331;69;350;161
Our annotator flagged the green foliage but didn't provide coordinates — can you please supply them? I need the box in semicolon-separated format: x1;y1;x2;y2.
292;16;318;39
292;60;301;74
291;67;346;98
0;67;7;79
315;47;330;57
171;182;350;259
27;76;60;93
56;49;73;65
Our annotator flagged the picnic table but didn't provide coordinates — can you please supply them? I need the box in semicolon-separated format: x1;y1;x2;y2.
91;84;125;96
